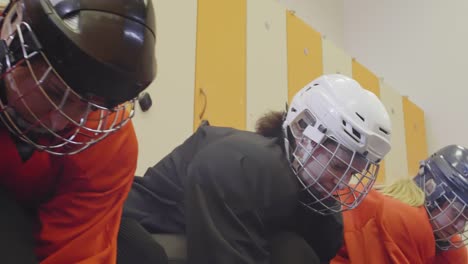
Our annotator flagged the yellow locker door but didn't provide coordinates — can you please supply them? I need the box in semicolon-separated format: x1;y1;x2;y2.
380;81;409;183
194;0;247;130
246;0;288;131
133;0;197;176
352;59;386;184
286;11;323;103
322;37;352;77
403;97;428;177
352;59;380;97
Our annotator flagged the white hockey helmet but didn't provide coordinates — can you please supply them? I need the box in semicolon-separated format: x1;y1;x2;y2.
283;74;392;214
415;145;468;250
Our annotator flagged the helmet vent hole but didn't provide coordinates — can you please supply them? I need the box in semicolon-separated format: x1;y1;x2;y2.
10;12;18;24
352;127;361;140
318;124;327;133
355;112;365;122
379;127;390;135
343;129;360;143
63;14;80;31
298;118;308;129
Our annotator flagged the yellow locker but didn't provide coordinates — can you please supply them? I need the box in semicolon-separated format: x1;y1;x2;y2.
246;0;288;131
352;59;385;184
286;11;323;103
322;37;352;77
352;59;380;97
380;81;409;183
403;97;428;177
194;0;247;130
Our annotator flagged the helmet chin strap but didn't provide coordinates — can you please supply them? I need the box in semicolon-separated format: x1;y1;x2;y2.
413;163;426;191
300;186;340;212
4;107;49;134
0;108;37;161
0;40;9;74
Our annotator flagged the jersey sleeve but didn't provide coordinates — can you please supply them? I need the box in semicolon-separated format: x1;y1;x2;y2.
34;122;138;263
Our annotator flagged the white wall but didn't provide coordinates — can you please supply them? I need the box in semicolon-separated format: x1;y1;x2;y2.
344;0;468;153
131;0;197;176
247;0;288;131
279;0;468;153
135;0;467;175
277;0;344;48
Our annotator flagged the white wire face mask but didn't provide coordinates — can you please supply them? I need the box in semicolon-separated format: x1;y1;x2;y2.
288;110;379;215
0;2;135;155
428;195;468;250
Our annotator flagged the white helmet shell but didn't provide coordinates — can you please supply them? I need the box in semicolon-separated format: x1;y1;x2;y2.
283;74;392;214
283;74;391;163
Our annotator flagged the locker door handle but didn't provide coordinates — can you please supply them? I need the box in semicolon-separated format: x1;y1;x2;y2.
199;88;207;120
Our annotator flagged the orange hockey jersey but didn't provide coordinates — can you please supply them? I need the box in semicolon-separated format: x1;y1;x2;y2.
331;189;467;264
0;121;138;263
